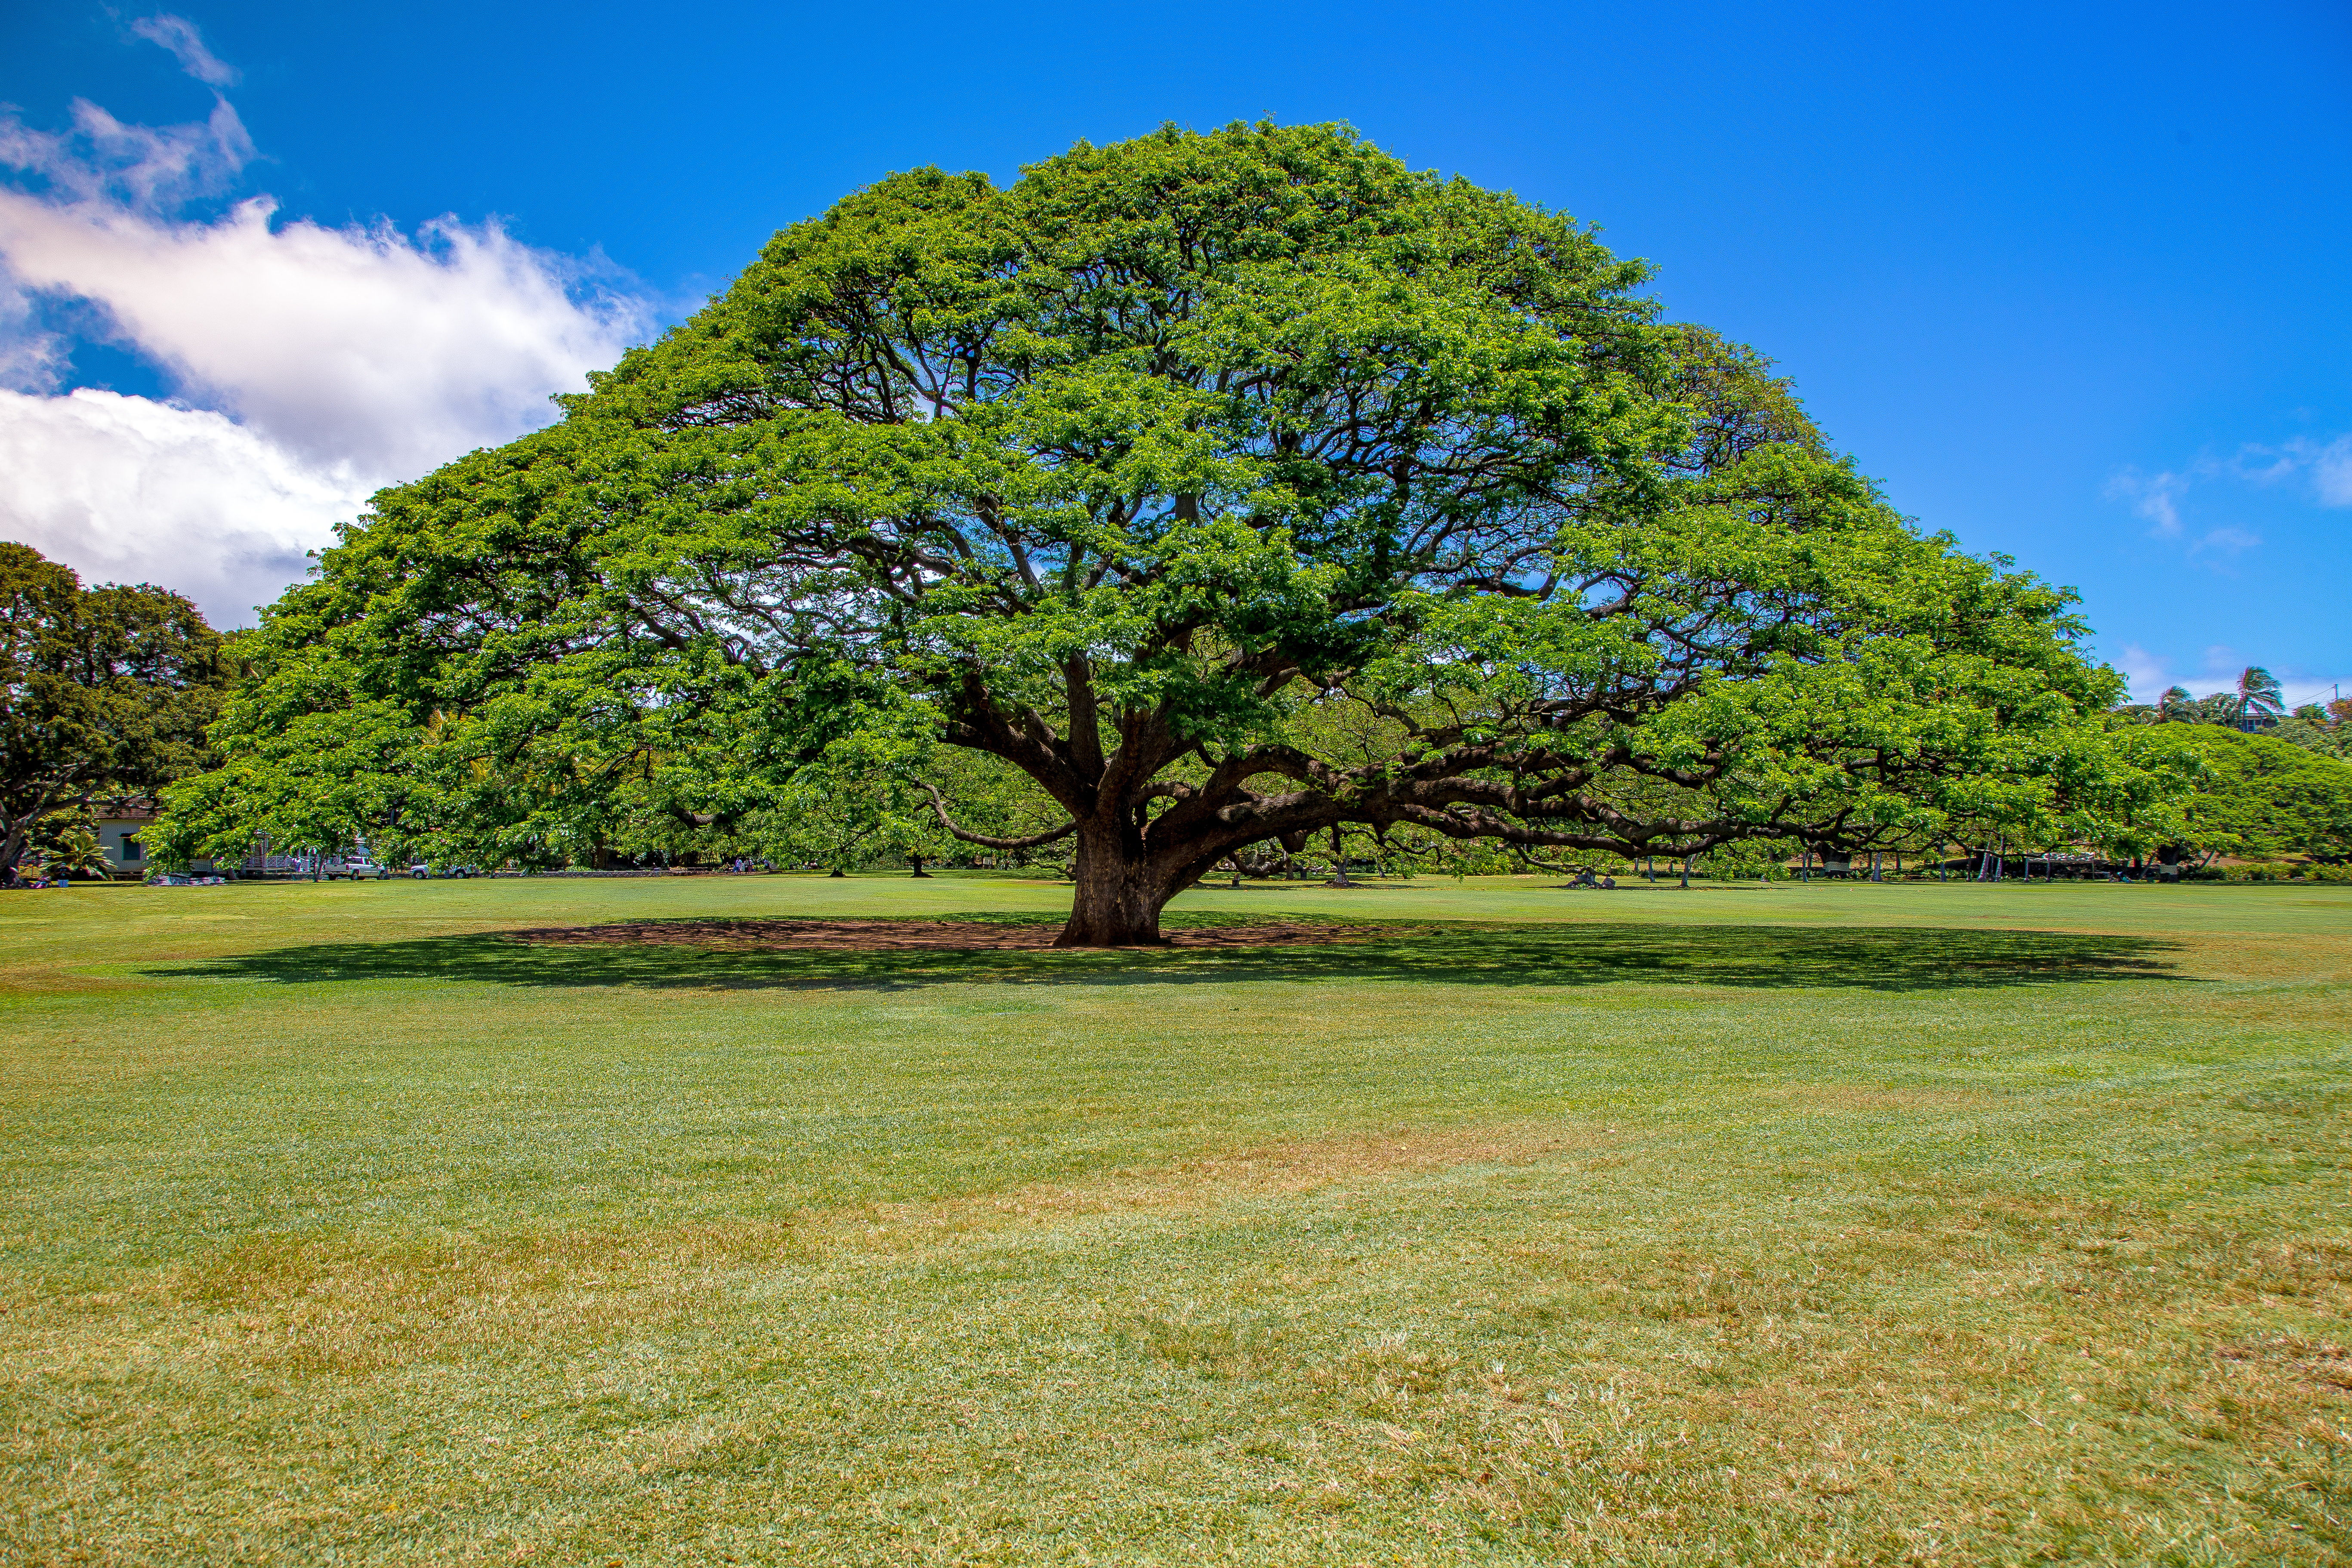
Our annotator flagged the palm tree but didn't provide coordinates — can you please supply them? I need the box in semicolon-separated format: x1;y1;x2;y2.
2156;685;2197;722
2235;666;2284;730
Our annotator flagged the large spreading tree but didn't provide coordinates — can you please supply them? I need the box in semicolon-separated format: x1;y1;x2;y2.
165;123;2140;941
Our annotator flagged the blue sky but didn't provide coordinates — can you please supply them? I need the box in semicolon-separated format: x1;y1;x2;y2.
3;0;2346;704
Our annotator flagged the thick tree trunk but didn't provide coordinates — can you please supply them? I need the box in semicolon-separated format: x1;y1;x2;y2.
1056;823;1182;946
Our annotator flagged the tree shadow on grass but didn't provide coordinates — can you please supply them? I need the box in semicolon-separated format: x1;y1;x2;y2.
151;919;2187;996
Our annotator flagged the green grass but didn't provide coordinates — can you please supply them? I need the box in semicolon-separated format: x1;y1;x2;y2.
2;872;2346;1565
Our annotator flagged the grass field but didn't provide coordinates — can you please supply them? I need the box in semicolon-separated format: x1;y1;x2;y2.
2;872;2346;1566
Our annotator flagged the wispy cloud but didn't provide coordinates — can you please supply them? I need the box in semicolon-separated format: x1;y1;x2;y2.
0;33;654;624
0;93;253;212
2115;641;2348;710
2109;432;2352;558
2105;467;2188;536
2188;525;2260;558
2217;432;2352;505
127;14;241;89
2115;643;2171;700
2307;434;2352;506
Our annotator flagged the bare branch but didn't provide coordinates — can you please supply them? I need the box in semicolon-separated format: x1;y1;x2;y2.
920;783;1078;850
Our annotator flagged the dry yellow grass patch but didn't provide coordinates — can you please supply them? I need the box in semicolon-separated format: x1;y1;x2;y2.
67;1119;1596;1386
5;879;2347;1564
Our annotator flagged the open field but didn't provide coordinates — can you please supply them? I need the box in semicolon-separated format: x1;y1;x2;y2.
2;874;2347;1565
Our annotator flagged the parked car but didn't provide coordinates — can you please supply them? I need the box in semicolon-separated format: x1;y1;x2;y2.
408;863;479;879
335;860;393;880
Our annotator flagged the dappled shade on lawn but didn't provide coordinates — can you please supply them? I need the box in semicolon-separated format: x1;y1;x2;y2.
506;917;1381;951
156;917;2183;995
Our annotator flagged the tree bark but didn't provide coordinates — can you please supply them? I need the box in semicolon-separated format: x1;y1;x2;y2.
1055;822;1184;946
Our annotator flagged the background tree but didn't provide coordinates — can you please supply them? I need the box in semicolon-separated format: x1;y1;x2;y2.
758;775;938;876
2116;685;2195;724
2226;665;2284;731
163;123;2145;943
2275;700;2348;760
1;543;237;882
2113;724;2352;865
916;745;1074;874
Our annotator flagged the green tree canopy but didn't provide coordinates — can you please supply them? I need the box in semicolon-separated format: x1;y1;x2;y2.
164;123;2143;941
2112;724;2352;864
1;543;237;881
2273;700;2350;760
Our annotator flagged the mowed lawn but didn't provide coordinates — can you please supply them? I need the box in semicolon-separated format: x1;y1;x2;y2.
1;875;2346;1566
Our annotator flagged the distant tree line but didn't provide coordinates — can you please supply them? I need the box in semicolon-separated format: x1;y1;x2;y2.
2115;663;2351;760
1;119;2346;901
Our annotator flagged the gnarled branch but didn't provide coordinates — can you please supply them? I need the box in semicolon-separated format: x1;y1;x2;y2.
920;783;1078;850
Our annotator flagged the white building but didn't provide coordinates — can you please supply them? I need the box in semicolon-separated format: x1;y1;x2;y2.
93;806;157;877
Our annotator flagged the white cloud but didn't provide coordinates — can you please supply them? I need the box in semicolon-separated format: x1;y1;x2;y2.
2219;433;2352;506
0;94;253;213
2283;677;2352;709
0;69;653;627
0;388;368;620
2115;644;2171;702
0;280;64;389
128;14;241;89
2105;467;2185;537
2307;434;2352;507
2110;432;2352;552
0;191;649;476
2189;525;2260;559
